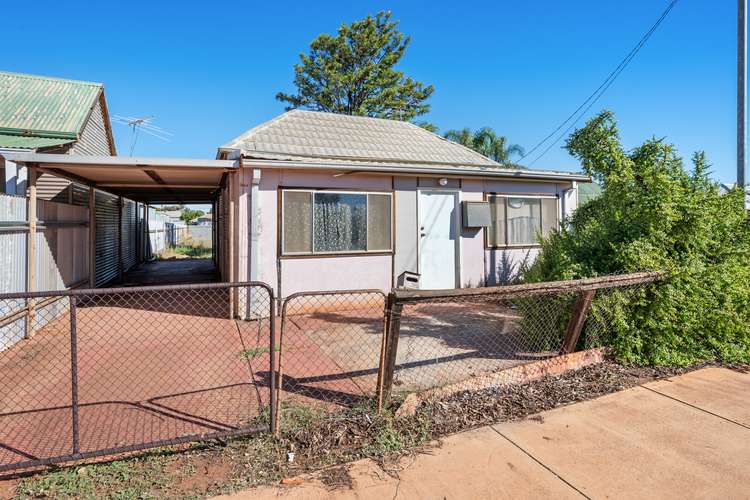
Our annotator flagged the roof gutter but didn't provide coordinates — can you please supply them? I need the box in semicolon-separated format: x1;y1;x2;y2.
0;152;239;169
0;127;78;140
241;157;591;182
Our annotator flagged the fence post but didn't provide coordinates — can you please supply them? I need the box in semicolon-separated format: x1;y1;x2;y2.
561;289;596;354
273;298;287;436
268;288;277;435
376;293;391;411
25;167;37;339
69;296;80;455
89;189;96;286
377;293;403;410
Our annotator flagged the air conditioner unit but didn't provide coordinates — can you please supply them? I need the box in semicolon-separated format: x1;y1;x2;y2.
461;201;491;228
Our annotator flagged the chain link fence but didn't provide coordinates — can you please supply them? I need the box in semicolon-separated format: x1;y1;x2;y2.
0;272;660;473
274;290;386;433
0;282;275;474
378;272;662;407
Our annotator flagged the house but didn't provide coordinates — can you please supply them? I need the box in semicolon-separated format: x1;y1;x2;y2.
577;181;602;206
218;110;590;296
194;213;213;226
0;71;116;203
1;107;590;297
157;208;184;223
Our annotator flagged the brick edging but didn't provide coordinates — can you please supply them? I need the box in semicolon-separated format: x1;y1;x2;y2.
394;348;607;418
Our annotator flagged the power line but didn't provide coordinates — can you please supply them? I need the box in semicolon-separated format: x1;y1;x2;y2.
520;0;679;167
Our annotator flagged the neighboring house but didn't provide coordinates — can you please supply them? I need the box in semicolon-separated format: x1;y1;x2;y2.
157;208;184;223
218;110;591;295
0;71;116;203
577;181;602;206
194;213;213;226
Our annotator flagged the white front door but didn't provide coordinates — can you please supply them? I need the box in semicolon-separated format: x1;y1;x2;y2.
419;190;459;289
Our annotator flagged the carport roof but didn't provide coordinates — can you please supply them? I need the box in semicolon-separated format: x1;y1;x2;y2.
0;152;238;203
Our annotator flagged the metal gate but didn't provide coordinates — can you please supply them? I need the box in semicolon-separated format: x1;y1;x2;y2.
0;281;276;474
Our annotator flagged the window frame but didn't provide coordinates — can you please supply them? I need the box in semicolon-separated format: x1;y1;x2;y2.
280;188;394;257
484;193;560;249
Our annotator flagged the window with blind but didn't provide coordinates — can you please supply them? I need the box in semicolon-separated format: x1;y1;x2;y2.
281;190;392;255
486;195;558;247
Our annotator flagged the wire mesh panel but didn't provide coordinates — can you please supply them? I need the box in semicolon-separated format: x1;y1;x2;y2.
379;272;663;405
0;282;274;474
390;291;577;393
275;290;386;425
0;296;74;471
581;282;653;350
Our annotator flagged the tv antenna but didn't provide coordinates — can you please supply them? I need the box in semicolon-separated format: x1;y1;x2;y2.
112;115;173;156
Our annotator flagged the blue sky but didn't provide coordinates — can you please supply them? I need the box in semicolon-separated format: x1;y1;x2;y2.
3;0;740;184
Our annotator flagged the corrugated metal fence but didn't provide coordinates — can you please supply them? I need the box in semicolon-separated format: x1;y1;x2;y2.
2;190;213;353
0;193;89;351
94;191;119;287
147;208;188;257
122;199;138;271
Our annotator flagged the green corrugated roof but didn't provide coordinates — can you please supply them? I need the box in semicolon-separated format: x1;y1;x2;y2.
578;182;603;205
0;133;74;149
0;71;102;142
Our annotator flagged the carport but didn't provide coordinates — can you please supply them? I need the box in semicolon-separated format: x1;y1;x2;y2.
1;152;241;289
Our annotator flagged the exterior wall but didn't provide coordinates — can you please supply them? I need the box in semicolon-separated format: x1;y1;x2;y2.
1;149;28;195
459;179;486;287
69;98;113;156
484;247;541;285
393;176;418;285
240;166;577;295
1;194;89;351
394;177;576;288
239;168;393;299
281;255;391;297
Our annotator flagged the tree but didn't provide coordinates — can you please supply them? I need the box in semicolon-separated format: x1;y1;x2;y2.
415;121;439;133
525;111;750;366
443;127;524;165
276;11;434;121
180;208;204;223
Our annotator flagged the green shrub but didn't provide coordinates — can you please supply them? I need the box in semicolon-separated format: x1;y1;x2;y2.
525;111;750;365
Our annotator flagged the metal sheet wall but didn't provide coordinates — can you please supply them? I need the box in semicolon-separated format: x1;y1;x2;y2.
0;194;27;294
36;200;89;291
1;194;89;352
69;98;113;156
94;190;120;286
122;199;137;271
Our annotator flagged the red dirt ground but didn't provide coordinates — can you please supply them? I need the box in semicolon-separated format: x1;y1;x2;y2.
0;293;385;472
0;290;537;473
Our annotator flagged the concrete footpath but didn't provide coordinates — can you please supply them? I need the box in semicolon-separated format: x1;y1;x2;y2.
220;367;750;499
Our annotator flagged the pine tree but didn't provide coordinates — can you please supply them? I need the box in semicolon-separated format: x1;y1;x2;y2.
276;11;434;121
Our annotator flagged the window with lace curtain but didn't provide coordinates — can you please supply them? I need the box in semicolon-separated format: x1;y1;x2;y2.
282;189;392;255
486;195;558;247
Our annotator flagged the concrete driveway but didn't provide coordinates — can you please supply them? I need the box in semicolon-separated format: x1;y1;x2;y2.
221;366;750;499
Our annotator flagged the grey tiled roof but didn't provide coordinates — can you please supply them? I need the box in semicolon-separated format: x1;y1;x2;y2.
222;110;501;168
